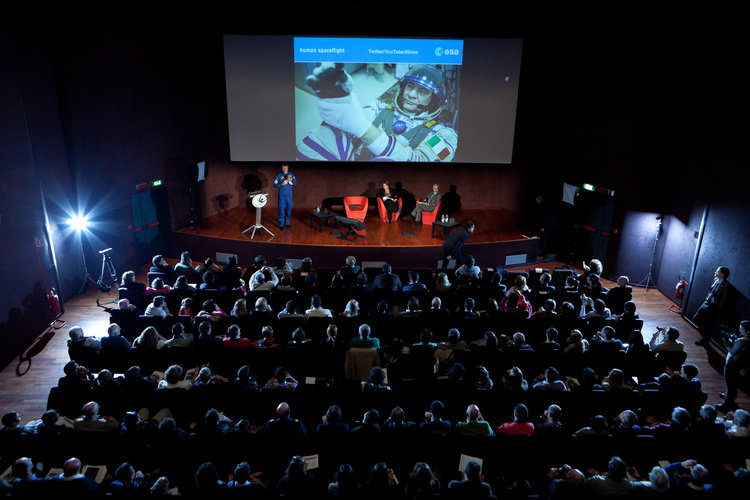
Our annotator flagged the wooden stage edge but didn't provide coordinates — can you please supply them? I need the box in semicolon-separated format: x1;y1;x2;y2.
173;207;539;269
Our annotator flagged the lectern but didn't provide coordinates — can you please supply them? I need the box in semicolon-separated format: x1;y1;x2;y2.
241;192;274;239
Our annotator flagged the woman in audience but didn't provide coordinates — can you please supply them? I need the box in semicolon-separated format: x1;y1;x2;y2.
120;270;146;294
157;364;192;391
581;273;605;296
502;366;529;392
195;462;226;494
144;277;171;296
481;297;501;321
178;297;194;321
507;274;530;297
192;367;229;389
277;456;319;497
231;298;250;317
470;330;499;352
434;272;452;292
499;290;532;319
472;365;494;390
580;258;604;282
328;463;359;496
226;461;263;490
563;329;589;354
132;326;167;351
341;299;360;318
404;462;440;500
172;274;196;295
365;462;400;499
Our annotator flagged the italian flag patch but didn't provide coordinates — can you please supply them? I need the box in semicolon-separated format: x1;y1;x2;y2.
426;134;451;161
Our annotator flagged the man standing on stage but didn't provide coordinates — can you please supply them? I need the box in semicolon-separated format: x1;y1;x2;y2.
693;266;737;346
411;183;442;223
274;164;296;230
443;220;475;263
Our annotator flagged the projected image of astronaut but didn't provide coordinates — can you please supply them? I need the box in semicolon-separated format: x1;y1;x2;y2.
296;63;459;162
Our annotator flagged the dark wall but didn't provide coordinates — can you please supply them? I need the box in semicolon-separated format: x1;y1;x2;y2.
0;9;79;368
681;85;750;322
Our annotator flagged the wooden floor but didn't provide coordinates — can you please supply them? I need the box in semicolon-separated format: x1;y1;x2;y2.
0;261;746;422
175;206;528;247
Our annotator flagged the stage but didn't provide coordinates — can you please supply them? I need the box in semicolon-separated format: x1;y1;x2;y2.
173;206;538;269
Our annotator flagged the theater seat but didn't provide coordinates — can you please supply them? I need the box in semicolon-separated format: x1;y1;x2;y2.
421;201;442;225
344;196;368;222
377;197;403;222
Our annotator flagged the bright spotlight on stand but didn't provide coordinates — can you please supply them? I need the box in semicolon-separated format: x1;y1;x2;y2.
66;214;90;231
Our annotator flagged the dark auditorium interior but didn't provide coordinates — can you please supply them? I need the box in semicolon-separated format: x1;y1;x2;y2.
1;4;749;498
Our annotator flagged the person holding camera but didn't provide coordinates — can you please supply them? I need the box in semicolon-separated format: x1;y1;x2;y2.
719;320;750;412
649;326;684;352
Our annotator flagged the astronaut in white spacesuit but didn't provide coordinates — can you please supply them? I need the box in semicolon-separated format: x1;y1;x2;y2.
297;63;458;162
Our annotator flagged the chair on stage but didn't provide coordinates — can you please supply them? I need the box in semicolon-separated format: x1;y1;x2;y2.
377;197;403;222
421;201;442;225
344;196;368;222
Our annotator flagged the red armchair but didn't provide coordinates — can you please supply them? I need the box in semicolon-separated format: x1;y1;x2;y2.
344;196;369;222
377;197;403;223
421;201;442;225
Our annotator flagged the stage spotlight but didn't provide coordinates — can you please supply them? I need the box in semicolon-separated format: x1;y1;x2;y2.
66;214;90;232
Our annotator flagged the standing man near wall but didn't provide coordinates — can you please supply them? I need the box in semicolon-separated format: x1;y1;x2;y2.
694;266;737;346
274;164;296;230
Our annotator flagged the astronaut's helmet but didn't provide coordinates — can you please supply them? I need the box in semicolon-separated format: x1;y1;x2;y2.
395;64;447;119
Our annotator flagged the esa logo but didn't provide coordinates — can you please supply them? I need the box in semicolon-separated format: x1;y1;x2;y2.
434;47;459;57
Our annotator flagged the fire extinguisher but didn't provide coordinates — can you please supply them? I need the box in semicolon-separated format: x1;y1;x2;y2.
47;287;66;329
674;280;688;300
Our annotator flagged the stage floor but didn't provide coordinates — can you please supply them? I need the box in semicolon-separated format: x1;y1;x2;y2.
175;206;532;248
173;206;539;269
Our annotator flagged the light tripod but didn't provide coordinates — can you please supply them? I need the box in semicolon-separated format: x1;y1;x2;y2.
636;216;663;296
95;248;119;307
